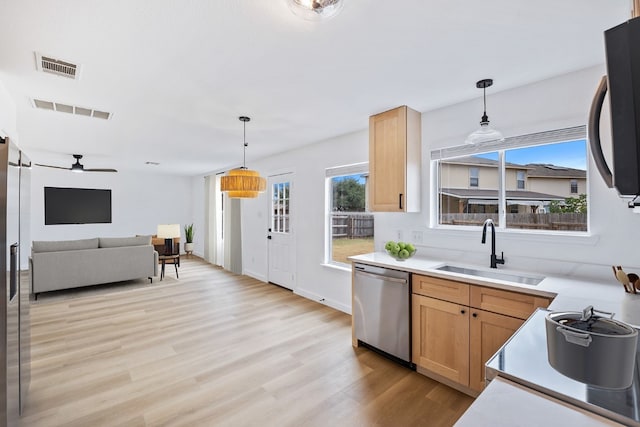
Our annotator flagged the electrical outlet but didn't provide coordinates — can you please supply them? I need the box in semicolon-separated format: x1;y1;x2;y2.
412;231;423;244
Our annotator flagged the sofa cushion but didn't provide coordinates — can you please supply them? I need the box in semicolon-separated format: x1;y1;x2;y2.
99;236;151;248
32;238;100;253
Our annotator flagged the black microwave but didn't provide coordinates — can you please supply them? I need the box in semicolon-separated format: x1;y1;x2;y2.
589;17;640;197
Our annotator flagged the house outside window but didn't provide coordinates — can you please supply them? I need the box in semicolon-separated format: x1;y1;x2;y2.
517;170;525;190
570;179;578;194
326;163;373;266
433;127;588;232
469;167;479;188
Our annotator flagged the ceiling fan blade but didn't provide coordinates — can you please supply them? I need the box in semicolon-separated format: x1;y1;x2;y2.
35;163;72;171
84;168;118;173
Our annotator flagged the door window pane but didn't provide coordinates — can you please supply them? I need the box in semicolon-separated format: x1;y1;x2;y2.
272;182;290;233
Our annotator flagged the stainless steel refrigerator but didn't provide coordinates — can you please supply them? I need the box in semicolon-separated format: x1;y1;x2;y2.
0;136;30;425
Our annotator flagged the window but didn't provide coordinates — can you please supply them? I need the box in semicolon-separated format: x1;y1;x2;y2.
469;167;479;187
570;179;578;194
326;163;373;265
272;181;290;233
517;170;525;190
433;126;588;232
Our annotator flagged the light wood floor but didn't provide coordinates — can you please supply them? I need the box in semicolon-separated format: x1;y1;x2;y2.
20;257;474;427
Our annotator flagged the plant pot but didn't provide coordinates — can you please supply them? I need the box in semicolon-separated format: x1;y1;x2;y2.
184;242;194;253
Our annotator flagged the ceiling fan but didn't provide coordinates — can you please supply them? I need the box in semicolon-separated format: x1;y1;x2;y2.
35;154;118;173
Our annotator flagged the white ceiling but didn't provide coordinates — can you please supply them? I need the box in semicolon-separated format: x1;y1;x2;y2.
0;0;632;176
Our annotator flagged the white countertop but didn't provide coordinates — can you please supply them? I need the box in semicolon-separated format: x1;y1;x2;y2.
349;252;640;328
454;377;623;427
350;252;640;425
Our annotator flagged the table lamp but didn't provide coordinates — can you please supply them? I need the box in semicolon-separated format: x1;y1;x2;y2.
157;224;180;255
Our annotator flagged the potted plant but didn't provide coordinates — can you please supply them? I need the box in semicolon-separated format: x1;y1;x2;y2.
184;223;194;255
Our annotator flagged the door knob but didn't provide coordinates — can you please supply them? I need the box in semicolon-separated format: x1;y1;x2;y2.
267;235;272;240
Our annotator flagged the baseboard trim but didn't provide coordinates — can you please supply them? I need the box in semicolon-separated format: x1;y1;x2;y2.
294;287;350;314
243;269;267;283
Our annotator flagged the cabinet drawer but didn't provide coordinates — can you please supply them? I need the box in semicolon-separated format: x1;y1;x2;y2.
412;274;469;305
470;286;550;320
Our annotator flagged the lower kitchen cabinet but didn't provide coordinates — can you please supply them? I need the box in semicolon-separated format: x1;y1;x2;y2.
411;274;551;396
469;309;525;392
412;294;469;385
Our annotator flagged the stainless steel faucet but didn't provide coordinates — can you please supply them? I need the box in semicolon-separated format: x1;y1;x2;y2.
481;218;505;269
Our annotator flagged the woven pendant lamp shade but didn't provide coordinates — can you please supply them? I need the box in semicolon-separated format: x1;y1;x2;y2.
221;116;266;199
220;168;266;198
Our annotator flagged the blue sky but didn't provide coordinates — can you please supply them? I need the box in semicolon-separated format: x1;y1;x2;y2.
476;139;587;170
333;174;367;184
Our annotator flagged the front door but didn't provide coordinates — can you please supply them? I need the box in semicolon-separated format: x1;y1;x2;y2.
267;173;295;290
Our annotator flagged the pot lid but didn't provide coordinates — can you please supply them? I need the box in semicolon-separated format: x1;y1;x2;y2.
549;306;636;336
555;317;632;335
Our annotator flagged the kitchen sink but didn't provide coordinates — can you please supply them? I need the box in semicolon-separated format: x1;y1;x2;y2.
435;264;545;286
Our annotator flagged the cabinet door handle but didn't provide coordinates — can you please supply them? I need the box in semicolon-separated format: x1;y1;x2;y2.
460;309;466;314
472;313;478;318
399;193;403;210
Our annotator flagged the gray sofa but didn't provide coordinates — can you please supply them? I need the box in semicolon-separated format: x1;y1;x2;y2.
30;236;159;297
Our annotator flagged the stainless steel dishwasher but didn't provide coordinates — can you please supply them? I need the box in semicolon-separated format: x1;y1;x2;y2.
353;263;412;367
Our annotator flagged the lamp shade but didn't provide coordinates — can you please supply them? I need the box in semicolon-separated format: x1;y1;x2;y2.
220;168;267;198
465;123;504;145
287;0;344;21
157;224;181;239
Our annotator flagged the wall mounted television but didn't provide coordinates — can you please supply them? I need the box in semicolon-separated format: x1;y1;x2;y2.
44;187;112;225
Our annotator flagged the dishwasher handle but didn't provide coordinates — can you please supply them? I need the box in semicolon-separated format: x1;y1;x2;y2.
355;270;408;284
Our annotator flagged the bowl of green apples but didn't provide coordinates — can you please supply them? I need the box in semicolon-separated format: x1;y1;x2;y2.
385;241;416;261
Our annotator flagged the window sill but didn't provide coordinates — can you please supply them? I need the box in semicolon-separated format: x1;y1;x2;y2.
321;262;352;273
430;225;600;246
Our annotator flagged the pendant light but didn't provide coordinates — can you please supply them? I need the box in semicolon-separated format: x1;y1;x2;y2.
465;78;504;145
220;116;266;198
286;0;344;21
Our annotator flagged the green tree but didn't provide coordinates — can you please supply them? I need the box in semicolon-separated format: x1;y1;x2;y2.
333;177;365;211
549;194;587;214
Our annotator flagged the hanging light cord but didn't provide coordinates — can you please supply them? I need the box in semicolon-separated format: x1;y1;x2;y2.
243;120;247;170
481;86;489;124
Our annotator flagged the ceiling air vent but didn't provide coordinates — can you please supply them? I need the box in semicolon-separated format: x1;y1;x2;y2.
31;98;112;120
34;52;81;80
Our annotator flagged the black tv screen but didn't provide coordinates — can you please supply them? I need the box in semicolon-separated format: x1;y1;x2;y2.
44;187;112;225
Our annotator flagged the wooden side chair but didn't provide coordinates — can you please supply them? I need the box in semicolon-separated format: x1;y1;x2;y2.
152;236;180;279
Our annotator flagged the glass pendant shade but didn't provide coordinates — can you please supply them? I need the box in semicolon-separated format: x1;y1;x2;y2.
287;0;344;21
221;116;266;199
465;78;504;144
220;168;267;198
465;121;504;144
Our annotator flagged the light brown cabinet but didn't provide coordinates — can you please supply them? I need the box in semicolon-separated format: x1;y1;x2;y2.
412;294;469;385
411;274;552;396
468;309;524;392
369;105;421;212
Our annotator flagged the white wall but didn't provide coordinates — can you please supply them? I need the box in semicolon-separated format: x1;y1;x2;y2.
206;130;369;313
375;64;640;283
255;131;368;312
31;168;194;243
190;64;640;314
191;175;205;258
0;80;18;142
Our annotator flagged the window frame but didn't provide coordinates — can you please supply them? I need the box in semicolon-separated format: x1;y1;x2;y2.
570;179;578;194
324;162;373;267
516;170;525;190
469;167;479;188
430;126;589;235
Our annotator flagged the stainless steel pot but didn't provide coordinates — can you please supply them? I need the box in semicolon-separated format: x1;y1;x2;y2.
546;306;638;389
